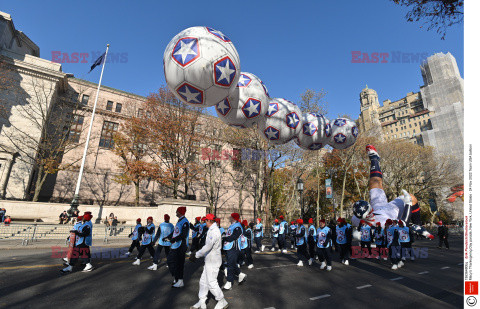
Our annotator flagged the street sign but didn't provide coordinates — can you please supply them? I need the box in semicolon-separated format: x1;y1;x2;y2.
326;178;333;199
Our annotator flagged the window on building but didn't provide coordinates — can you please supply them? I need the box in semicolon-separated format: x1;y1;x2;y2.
409;124;412;128
415;122;417;127
66;115;84;143
423;120;426;125
391;130;393;133
232;148;242;171
71;92;79;103
99;121;119;149
106;101;113;111
396;128;398;132
81;94;90;105
115;103;122;113
394;134;397;138
137;109;144;118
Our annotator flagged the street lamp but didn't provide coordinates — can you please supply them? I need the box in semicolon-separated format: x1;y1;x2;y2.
297;178;304;219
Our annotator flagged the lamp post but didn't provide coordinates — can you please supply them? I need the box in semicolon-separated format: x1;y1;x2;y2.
297;178;304;220
253;178;258;221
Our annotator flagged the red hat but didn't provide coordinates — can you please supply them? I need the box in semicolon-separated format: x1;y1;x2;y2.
279;215;284;220
308;218;313;224
201;217;206;221
257;218;261;222
398;220;404;227
136;218;141;223
385;219;393;225
231;213;240;221
83;213;93;221
215;218;221;224
438;221;443;225
242;219;248;226
291;221;294;225
177;207;187;216
84;211;92;215
164;214;170;221
319;219;326;224
337;217;343;223
376;222;381;226
195;217;201;221
205;213;215;221
297;219;303;225
274;219;279;223
77;215;84;221
147;216;153;221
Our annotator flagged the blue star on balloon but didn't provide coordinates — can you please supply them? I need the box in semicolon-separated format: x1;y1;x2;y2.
214;57;236;87
242;98;261;118
266;103;279;117
216;98;231;116
172;38;199;66
334;133;346;144
324;124;332;137
286;112;300;129
352;126;359;137
206;27;231;42
264;126;280;140
334;119;347;127
237;74;252;87
303;122;317;136
309;143;323;150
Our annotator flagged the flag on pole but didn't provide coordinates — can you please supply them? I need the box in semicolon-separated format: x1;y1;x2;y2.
89;52;106;73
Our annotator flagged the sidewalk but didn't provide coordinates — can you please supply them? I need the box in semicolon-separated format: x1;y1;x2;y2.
0;238;132;250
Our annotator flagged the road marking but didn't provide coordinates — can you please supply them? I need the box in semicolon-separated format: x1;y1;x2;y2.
255;264;297;270
458;263;463;266
264;307;276;309
390;277;404;281
0;264;62;270
356;284;372;289
418;271;429;275
310;294;331;300
441;266;450;269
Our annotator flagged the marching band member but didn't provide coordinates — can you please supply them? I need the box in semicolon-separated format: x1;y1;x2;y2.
316;219;333;271
125;218;142;257
164;207;190;288
148;214;174;270
336;218;352;265
133;216;155;265
254;218;264;253
295;219;309;267
307;218;317;265
61;213;93;273
271;219;280;251
278;215;289;253
222;213;247;290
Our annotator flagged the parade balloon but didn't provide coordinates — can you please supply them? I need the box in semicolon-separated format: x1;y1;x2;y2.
215;72;270;128
328;118;359;149
163;26;240;107
295;113;330;150
257;98;302;145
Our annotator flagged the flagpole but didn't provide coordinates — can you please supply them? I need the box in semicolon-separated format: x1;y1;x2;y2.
68;44;110;215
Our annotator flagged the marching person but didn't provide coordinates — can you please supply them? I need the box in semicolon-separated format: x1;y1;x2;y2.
188;217;202;255
437;221;449;249
316;219;333;271
358;220;373;258
373;222;387;260
217;218;225;236
385;219;401;270
295;219;309;267
125;218;142;257
133;217;155;265
398;219;415;264
164;206;190;288
289;221;297;249
190;214;228;309
253;218;264;253
148;214;174;270
271;219;280;251
222;213;247;290
63;215;83;264
278;215;289;253
336;218;352;265
244;221;254;269
199;217;208;248
61;213;93;273
307;218;317;265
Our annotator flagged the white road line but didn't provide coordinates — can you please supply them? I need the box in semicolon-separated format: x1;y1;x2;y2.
310;294;331;300
356;284;372;289
458;263;464;266
441;266;450;269
390;277;404;281
255;264;297;270
264;307;276;309
418;271;429;275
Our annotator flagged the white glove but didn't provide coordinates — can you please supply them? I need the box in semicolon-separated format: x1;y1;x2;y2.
398;189;412;205
352;230;361;241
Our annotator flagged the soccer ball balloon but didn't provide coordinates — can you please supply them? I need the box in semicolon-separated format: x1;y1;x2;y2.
215;72;270;128
163;26;240;107
257;98;302;145
328;118;359;149
295;113;330;150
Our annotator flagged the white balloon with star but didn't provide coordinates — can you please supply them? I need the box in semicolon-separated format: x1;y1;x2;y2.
163;26;241;107
257;98;302;145
295;113;330;150
215;72;270;128
328;118;359;149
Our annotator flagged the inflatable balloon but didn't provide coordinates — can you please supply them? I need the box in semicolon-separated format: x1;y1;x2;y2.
328;118;358;149
295;113;330;150
163;26;240;107
215;72;270;128
257;98;302;145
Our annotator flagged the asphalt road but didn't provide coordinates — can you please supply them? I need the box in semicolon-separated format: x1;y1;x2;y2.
0;236;463;309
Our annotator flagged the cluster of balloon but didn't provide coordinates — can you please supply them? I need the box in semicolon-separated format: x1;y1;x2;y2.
163;26;358;150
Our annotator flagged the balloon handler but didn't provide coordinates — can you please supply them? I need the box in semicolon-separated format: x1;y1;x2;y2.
61;212;94;273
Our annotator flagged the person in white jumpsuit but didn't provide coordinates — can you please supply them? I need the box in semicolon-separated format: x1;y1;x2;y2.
191;213;228;309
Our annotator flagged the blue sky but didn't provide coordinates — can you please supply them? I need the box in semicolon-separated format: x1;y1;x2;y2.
2;0;463;119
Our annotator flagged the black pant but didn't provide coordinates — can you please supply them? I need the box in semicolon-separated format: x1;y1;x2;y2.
153;245;171;264
297;243;309;262
361;241;372;256
191;237;200;252
70;243;90;266
254;237;263;251
245;246;253;266
316;247;332;266
388;244;400;264
308;237;316;259
290;235;296;248
137;243;155;259
271;237;279;248
278;234;286;249
167;243;187;280
438;236;449;248
226;248;240;283
128;240;140;253
338;243;350;261
376;243;386;258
